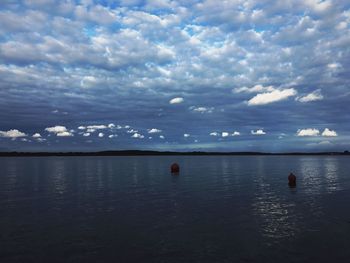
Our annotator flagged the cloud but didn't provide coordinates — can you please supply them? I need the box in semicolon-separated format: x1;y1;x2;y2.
45;125;67;133
109;134;117;138
131;133;144;139
159;135;165;139
56;131;73;137
86;125;107;130
0;129;27;138
148;128;162;133
184;133;190;137
83;132;90;137
322;128;337;137
247;88;297;106
108;123;115;128
307;140;333;147
169;97;184;104
222;132;229;137
297;89;323;102
232;131;240;136
98;132;104;138
234;85;275;93
0;1;348;152
190;106;214;113
78;126;86;130
127;129;138;134
80;76;98;88
328;63;341;70
251;129;266;135
32;133;41;138
297;128;320;136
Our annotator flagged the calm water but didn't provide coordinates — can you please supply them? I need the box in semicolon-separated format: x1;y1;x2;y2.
1;156;350;263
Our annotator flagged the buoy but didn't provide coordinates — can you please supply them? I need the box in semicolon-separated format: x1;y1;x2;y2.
171;163;180;174
288;172;296;187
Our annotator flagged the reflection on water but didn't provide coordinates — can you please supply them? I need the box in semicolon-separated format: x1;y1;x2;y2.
51;159;67;195
0;156;350;262
252;158;299;242
324;157;340;193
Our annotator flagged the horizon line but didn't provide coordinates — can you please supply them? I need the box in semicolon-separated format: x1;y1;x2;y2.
0;150;349;157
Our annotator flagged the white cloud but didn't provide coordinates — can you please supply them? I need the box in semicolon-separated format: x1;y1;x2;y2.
87;128;96;133
86;125;107;129
83;132;90;137
45;125;67;133
222;132;229;137
232;131;240;136
184;133;190;137
297;128;320;136
98;132;104;138
78;126;86;130
56;131;73;137
0;129;27;138
190;106;214;113
248;88;297;106
322;128;337;137
160;135;165;139
251;129;266;135
234;84;275;93
319;140;332;145
328;63;341;70
108;123;115;128
132;133;144;139
32;133;41;138
169;97;184;104
297;89;323;102
127;129;138;134
45;126;73;137
307;140;333;147
109;134;117;138
210;132;220;136
278;133;287;139
148;128;162;133
80;76;98;88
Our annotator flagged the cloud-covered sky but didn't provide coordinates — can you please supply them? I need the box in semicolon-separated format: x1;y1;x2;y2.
0;0;349;152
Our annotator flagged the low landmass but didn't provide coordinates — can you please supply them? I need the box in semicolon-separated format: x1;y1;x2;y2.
0;150;349;157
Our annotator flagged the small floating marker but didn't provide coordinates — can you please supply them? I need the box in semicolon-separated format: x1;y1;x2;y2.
171;163;180;174
288;172;296;187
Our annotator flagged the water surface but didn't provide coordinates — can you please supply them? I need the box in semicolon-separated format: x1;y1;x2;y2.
1;156;350;262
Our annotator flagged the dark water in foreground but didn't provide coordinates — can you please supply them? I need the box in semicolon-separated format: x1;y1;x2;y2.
1;156;350;263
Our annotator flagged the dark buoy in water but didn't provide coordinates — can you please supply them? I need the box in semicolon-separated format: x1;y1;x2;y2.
288;172;296;187
171;163;180;174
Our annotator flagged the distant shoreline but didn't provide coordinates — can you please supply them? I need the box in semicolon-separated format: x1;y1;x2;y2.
0;150;349;157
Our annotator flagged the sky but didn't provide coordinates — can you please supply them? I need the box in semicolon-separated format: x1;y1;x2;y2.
0;0;349;152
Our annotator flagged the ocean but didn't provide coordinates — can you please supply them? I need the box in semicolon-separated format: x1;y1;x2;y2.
1;156;350;262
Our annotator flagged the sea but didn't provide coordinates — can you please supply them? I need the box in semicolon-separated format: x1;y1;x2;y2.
0;156;350;263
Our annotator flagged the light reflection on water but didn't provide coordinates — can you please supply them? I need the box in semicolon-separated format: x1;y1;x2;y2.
324;157;340;193
0;156;350;262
